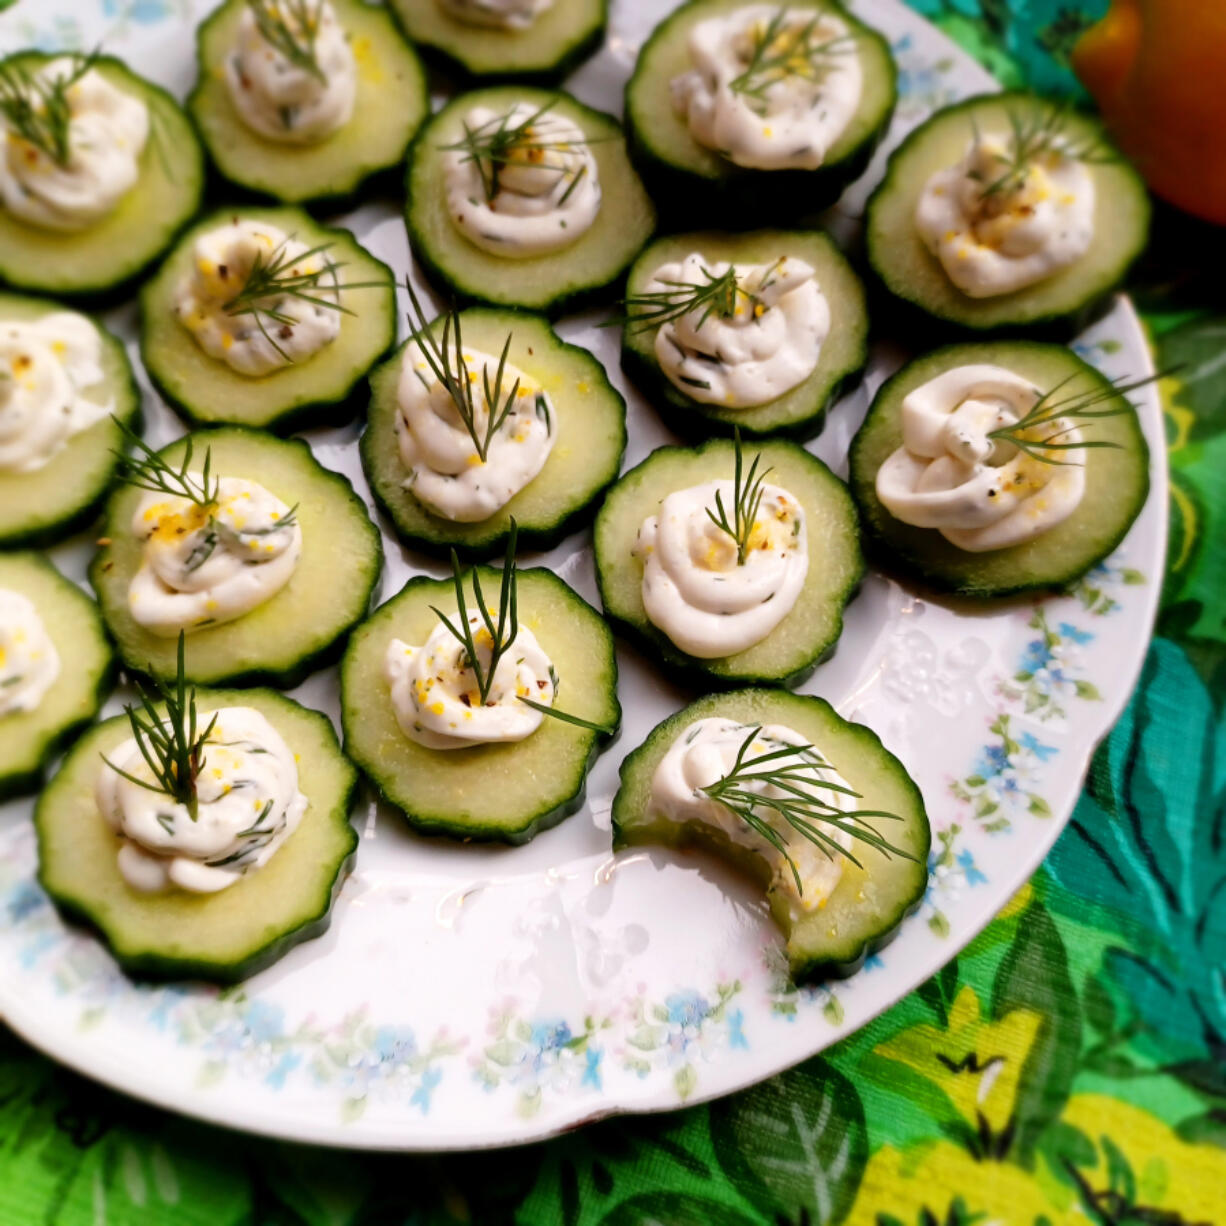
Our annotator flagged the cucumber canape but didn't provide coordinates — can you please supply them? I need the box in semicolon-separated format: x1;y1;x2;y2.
0;291;140;548
848;341;1150;597
36;663;358;983
406;87;656;314
866;92;1151;334
625;0;897;229
363;295;626;558
0;553;114;802
91;426;382;688
0;52;204;301
620;229;868;440
613;688;930;982
390;0;606;84
595;436;863;689
342;531;620;843
140;206;396;433
188;0;429;207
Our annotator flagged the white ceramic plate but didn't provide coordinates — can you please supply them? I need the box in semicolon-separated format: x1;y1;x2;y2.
0;0;1164;1151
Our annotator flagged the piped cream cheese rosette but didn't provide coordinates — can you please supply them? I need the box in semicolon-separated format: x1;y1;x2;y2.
0;587;60;719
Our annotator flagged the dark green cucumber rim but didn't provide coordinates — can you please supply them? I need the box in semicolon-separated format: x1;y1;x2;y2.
187;0;429;206
847;342;1151;598
339;567;622;844
0;52;204;303
404;89;656;317
389;0;608;84
594;438;865;689
864;90;1151;333
35;690;359;983
361;312;628;559
139;207;397;434
90;427;384;688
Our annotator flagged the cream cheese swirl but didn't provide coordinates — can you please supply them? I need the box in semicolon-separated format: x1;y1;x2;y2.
0;588;60;718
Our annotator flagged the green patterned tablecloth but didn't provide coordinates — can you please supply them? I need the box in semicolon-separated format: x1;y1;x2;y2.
3;2;1225;1222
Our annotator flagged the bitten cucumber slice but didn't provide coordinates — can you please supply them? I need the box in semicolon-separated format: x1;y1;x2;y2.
612;688;930;981
36;687;358;983
866;92;1151;334
595;438;863;689
848;341;1150;597
362;307;626;558
0;554;114;801
390;0;606;83
189;0;429;206
0;291;139;548
621;230;868;440
406;87;656;315
625;0;897;228
0;53;203;301
91;427;382;688
140;206;396;433
341;567;620;843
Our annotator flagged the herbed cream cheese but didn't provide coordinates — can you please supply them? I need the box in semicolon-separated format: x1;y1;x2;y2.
437;0;555;29
0;588;60;718
875;363;1086;552
634;477;808;658
97;705;307;894
0;312;111;473
670;5;863;171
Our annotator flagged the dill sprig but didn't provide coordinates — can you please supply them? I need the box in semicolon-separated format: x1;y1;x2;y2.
970;101;1117;199
706;430;771;565
405;279;520;464
728;10;856;114
247;0;327;85
112;418;218;509
101;633;217;823
701;726;914;896
619;264;750;334
222;234;387;365
986;370;1160;466
430;519;612;734
0;50;99;167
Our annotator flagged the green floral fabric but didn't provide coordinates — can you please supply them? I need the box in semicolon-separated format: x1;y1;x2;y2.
3;3;1225;1223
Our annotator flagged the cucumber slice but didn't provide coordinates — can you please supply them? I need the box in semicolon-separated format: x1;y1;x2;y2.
625;0;897;229
622;230;868;440
866;92;1151;334
0;554;114;801
595;438;863;688
612;688;930;981
0;291;140;548
36;687;358;982
406;87;656;314
0;53;203;301
188;0;429;206
91;427;382;688
848;341;1150;597
362;307;626;558
341;567;620;843
140;206;396;433
390;0;606;83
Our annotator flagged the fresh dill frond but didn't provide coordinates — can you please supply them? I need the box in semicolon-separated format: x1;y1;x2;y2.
112;418;219;509
247;0;327;85
705;430;771;565
728;10;856;115
0;50;99;167
618;264;750;334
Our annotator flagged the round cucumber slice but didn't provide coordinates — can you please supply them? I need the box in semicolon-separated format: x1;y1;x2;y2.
406;87;657;315
622;230;868;440
612;688;930;982
188;0;429;206
866;92;1151;334
594;438;863;689
0;53;203;301
0;291;140;548
390;0;606;83
848;341;1150;597
625;0;897;229
36;687;358;983
341;567;620;844
140;206;396;433
0;554;114;801
91;427;382;688
362;307;626;558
